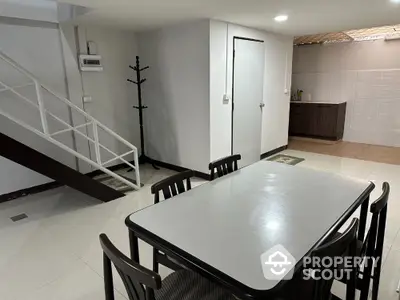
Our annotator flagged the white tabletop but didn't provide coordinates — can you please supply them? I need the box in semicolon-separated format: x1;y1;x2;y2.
128;161;372;293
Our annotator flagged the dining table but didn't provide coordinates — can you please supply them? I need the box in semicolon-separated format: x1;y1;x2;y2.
125;161;375;299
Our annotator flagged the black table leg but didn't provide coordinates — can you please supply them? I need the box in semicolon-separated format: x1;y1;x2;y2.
153;248;159;273
358;195;370;242
129;229;140;263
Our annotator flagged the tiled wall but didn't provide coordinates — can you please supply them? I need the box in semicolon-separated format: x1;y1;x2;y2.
292;40;400;147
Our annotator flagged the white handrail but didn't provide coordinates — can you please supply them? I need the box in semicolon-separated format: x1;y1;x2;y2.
0;108;138;189
102;150;135;166
35;81;49;134
0;49;140;191
0;82;34;93
50;122;92;136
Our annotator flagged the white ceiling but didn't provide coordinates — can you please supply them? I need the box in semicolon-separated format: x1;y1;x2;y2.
58;0;400;36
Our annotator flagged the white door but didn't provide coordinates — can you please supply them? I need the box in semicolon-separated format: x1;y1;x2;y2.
232;38;264;167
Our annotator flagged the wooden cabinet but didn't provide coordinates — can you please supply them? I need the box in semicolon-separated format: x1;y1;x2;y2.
289;102;347;141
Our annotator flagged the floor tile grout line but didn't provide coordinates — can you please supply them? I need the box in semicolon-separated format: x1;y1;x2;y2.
383;227;400;264
79;257;129;299
7;255;84;300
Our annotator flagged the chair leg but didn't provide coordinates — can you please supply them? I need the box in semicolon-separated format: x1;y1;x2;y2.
371;256;383;300
359;278;371;300
346;239;357;300
103;253;115;300
372;206;387;300
372;276;380;300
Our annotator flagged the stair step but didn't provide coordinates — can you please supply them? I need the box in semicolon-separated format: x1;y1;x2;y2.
94;169;143;194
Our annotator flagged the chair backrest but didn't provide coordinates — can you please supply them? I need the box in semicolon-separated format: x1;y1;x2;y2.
100;234;161;300
310;218;359;300
359;182;390;296
208;154;241;180
151;170;194;204
365;182;390;255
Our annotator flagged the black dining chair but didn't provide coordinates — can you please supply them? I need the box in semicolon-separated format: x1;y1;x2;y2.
150;170;194;272
334;182;390;300
286;218;359;300
151;170;194;204
208;154;241;180
100;234;236;300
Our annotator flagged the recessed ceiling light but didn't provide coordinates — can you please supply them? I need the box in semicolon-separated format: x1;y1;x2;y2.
391;0;400;3
274;15;288;22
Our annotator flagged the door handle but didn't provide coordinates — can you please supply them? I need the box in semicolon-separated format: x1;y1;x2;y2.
260;103;265;108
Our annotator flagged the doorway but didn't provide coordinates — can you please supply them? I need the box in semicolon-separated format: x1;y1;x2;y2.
232;37;265;167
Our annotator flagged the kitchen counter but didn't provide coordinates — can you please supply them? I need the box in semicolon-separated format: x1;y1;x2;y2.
289;102;347;141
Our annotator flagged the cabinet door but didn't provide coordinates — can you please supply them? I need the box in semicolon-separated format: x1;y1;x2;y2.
313;104;337;138
289;104;307;135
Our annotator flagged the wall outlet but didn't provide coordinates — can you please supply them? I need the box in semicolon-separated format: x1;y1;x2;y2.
83;96;92;103
223;94;230;104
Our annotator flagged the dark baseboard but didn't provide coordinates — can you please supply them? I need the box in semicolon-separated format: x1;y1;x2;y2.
89;158;211;181
260;145;288;160
0;146;288;204
290;134;340;141
193;171;211;181
0;181;63;204
152;159;211;181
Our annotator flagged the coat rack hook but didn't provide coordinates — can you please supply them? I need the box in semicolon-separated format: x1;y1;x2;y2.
127;79;138;84
129;65;138;71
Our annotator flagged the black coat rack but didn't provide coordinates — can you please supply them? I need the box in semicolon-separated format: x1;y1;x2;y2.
127;56;158;169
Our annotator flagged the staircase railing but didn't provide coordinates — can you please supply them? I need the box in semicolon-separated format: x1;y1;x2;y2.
0;50;140;191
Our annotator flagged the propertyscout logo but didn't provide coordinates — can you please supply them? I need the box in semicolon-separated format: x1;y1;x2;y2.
261;245;295;280
261;245;380;281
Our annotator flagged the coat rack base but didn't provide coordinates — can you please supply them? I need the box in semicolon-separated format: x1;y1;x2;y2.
139;154;159;170
128;154;159;173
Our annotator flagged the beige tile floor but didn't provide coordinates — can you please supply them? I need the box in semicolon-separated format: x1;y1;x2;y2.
289;139;400;165
0;151;399;300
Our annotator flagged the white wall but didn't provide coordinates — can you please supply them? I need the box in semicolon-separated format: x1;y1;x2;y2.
75;26;140;167
0;157;52;195
0;21;141;195
0;21;77;194
0;0;58;23
59;24;92;173
209;20;293;161
138;20;210;173
292;40;400;147
0;18;291;194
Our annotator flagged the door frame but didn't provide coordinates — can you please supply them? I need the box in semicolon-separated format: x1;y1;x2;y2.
231;36;264;155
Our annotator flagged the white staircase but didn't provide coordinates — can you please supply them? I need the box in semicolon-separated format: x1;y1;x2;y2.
0;49;141;191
